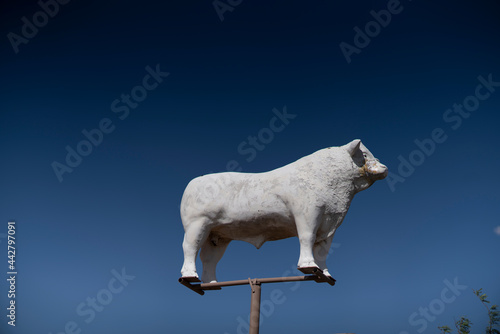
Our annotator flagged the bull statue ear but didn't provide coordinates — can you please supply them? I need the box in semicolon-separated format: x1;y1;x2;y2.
344;139;362;156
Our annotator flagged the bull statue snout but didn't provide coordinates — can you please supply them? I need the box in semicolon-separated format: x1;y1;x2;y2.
366;159;388;179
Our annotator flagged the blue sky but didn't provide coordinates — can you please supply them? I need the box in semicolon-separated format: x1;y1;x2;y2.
1;1;499;333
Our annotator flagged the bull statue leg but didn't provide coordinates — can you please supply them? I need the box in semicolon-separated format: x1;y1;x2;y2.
313;234;334;278
200;236;231;283
180;218;211;279
295;212;321;269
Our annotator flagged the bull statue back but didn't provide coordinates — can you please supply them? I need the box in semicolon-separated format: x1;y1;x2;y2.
180;139;388;283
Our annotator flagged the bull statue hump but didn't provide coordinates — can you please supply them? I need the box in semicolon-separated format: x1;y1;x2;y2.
180;139;388;283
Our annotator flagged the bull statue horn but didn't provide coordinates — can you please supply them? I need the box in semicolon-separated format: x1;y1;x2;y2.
344;139;361;156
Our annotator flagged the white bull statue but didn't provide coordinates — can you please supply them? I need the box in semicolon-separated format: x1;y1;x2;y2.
180;139;388;283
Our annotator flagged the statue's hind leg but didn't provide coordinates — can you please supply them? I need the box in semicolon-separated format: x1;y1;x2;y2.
200;236;230;283
180;218;211;279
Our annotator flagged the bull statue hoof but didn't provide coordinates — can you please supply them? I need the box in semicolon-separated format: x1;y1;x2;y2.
322;269;333;278
180;139;388;283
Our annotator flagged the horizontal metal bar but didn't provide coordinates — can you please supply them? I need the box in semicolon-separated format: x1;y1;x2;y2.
179;267;335;294
196;275;318;289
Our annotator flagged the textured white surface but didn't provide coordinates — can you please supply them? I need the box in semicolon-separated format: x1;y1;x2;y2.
180;139;388;282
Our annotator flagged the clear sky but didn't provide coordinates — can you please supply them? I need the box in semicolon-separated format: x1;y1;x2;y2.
1;1;499;333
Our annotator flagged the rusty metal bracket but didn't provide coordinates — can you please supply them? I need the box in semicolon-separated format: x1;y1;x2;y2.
298;266;336;286
178;277;204;295
179;269;335;334
248;277;255;292
179;267;335;295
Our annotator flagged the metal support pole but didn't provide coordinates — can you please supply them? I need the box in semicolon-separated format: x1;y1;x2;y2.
249;279;261;334
179;267;335;333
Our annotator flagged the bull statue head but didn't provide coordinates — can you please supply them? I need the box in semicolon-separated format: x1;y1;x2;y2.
343;139;388;193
